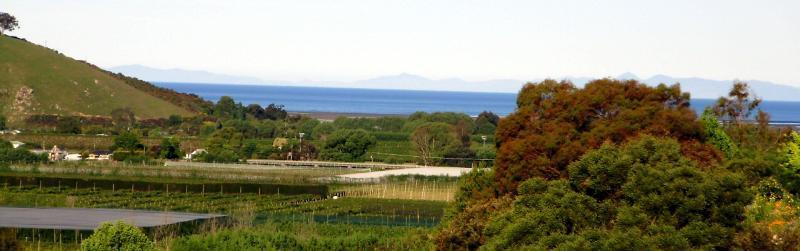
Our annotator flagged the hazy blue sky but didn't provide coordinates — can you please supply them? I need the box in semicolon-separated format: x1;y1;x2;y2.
5;0;800;86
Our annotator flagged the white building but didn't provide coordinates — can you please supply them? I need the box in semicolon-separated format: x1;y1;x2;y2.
10;141;24;149
0;130;21;135
184;149;207;160
64;153;83;161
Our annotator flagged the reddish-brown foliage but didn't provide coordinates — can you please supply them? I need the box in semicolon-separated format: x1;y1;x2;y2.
680;139;723;169
494;78;711;194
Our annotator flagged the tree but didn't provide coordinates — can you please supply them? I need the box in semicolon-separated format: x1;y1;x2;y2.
475;111;500;135
0;13;18;35
477;111;500;126
700;108;738;158
205;127;244;152
264;103;287;120
0;115;7;130
711;82;784;152
246;104;266;120
112;132;141;152
312;123;336;141
81;221;155;251
778;132;800;193
450;168;497;213
201;127;244;162
240;140;259;159
409;112;475;130
320;129;376;161
159;137;182;159
299;119;320;139
56;116;82;134
713;81;762;125
167;115;183;127
255;120;276;138
480;136;751;250
111;108;136;130
493;79;711;194
410;122;459;166
212;96;251;121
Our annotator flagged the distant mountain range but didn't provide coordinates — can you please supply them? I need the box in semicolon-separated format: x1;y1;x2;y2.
109;65;800;101
616;73;800;102
109;65;264;85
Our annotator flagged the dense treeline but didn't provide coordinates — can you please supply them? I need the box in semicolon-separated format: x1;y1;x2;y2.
9;92;499;165
192;98;498;164
438;78;800;250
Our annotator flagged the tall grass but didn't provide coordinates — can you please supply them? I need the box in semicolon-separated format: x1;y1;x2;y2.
333;179;459;201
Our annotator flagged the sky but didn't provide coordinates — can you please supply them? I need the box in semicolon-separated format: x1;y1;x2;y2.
4;0;800;87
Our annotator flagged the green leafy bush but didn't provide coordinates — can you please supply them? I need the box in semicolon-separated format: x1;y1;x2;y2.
159;137;183;159
701;108;738;158
112;132;142;151
320;129;376;161
777;132;800;194
196;150;240;163
81;221;154;251
783;131;800;171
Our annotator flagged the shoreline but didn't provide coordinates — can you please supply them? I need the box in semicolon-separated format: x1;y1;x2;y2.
289;111;408;121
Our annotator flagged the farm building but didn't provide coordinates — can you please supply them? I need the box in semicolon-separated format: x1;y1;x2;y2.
87;150;113;160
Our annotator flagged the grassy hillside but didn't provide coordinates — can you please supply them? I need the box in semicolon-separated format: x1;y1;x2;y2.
0;35;195;124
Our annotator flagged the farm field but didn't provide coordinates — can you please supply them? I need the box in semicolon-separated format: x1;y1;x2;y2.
6;162;365;184
0;164;458;249
10;220;436;251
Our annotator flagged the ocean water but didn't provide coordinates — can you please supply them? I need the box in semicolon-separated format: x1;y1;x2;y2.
156;82;800;122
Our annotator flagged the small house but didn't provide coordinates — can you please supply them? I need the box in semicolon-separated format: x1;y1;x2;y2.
88;150;113;161
48;145;67;161
64;153;83;161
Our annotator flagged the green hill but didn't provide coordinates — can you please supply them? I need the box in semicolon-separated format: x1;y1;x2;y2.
0;35;198;125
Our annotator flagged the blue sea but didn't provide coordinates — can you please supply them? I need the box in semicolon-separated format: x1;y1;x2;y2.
156;82;800;123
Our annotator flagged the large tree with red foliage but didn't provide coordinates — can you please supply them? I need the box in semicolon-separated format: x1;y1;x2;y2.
493;78;719;194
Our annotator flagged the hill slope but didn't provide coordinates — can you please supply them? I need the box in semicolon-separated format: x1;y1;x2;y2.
0;35;196;124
